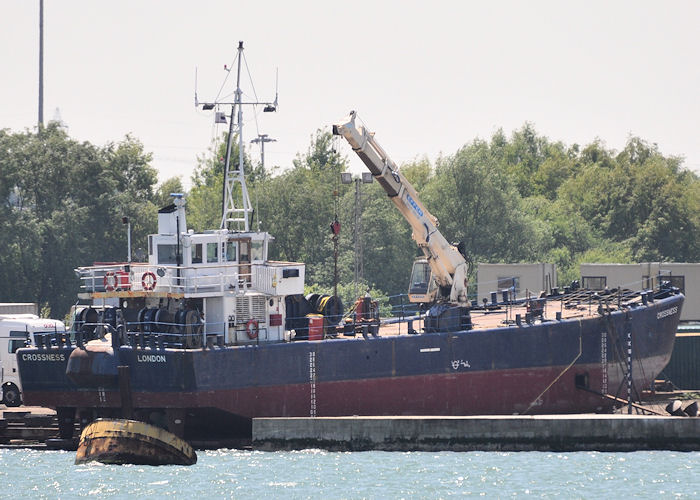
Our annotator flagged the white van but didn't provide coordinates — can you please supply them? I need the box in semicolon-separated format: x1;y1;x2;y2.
0;314;66;406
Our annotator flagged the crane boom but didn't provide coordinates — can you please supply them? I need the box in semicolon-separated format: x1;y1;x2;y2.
333;111;469;305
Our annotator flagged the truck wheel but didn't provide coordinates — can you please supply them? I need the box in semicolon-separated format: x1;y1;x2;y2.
2;382;21;407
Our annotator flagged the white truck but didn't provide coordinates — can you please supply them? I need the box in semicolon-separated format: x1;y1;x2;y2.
0;314;66;406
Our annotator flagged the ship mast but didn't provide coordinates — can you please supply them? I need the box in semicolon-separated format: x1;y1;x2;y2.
221;41;250;231
197;41;277;232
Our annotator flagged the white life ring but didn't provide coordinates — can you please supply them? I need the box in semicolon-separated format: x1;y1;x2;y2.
103;272;117;291
142;271;157;291
246;319;259;340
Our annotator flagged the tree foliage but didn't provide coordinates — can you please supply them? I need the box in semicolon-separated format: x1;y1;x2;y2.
0;123;158;317
255;130;348;285
1;120;697;318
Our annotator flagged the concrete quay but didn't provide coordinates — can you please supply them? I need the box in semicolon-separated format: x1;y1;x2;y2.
252;414;700;452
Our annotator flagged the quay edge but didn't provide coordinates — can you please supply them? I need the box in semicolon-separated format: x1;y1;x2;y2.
252;415;700;452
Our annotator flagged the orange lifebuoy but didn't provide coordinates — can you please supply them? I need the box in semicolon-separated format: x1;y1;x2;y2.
246;319;259;340
142;271;157;291
103;271;117;291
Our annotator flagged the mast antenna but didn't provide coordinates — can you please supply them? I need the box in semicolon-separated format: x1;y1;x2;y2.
194;67;199;108
197;41;278;232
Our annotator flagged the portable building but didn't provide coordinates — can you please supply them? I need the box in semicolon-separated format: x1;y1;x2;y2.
476;263;557;304
580;263;700;321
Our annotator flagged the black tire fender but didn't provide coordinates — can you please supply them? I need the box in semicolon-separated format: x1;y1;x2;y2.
2;382;22;407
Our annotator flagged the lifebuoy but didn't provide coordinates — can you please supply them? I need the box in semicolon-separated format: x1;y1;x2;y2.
142;271;157;291
103;271;117;291
246;319;259;340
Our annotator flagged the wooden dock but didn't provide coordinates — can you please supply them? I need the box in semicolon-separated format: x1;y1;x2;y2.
0;407;61;448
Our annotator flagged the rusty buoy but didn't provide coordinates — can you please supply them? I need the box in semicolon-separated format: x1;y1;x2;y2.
75;418;197;466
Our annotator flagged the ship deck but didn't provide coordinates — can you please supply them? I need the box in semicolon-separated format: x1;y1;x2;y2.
377;290;642;337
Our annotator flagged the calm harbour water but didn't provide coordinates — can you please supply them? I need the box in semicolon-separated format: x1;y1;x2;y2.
0;449;697;498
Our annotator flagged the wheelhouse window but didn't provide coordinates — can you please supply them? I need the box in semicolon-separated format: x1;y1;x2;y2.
239;241;250;263
157;244;177;264
206;242;218;263
191;244;203;264
226;240;238;262
582;276;607;290
251;240;264;261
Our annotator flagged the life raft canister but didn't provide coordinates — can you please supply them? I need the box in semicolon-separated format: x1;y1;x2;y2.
142;271;157;291
246;319;259;340
103;271;118;292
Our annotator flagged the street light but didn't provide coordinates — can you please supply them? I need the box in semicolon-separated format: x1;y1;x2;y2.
340;173;373;297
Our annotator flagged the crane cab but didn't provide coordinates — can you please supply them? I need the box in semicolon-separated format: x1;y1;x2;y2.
408;258;437;303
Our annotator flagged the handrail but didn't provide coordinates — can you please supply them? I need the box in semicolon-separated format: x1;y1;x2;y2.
76;262;254;294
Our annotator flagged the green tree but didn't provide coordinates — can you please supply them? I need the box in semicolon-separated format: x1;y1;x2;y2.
496;124;571;199
256;130;348;286
0;124;157;317
423;138;547;265
341;180;416;297
187;133;255;232
153;177;184;209
556;136;700;263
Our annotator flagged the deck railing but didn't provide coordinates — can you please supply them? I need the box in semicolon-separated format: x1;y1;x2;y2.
77;263;252;295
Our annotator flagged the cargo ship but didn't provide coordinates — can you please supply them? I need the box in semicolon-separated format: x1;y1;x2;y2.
16;45;684;445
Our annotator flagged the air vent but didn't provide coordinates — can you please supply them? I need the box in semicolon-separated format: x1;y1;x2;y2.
235;298;250;324
252;295;266;322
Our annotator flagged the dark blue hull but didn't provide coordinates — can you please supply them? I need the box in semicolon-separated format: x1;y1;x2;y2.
17;293;683;439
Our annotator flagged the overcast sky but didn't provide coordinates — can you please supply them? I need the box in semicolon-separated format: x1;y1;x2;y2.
2;1;699;188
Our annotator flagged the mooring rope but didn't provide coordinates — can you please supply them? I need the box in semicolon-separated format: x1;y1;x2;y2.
521;319;583;415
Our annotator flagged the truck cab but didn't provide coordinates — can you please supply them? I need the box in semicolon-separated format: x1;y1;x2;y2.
0;315;66;406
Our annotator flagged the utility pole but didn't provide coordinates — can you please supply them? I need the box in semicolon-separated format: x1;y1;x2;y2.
251;134;276;171
38;0;44;127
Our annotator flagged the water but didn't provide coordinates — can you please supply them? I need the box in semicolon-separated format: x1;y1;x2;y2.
0;449;697;498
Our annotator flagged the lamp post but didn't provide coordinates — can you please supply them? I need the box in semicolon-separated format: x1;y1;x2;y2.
38;0;44;128
122;217;131;263
340;172;373;297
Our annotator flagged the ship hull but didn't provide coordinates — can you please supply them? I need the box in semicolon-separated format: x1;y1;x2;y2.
17;294;683;439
